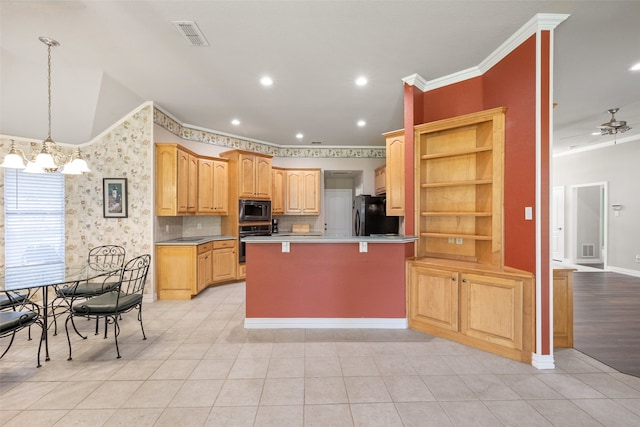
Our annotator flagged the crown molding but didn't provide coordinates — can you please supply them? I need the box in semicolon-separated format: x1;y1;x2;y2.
403;13;570;93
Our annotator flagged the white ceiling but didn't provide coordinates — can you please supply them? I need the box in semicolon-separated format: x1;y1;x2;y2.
1;1;639;153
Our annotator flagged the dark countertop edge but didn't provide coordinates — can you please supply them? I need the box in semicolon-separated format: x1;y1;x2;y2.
242;236;418;244
156;235;236;245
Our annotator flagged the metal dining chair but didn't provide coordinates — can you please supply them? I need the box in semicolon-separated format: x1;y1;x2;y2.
1;292;45;367
51;245;126;335
65;254;151;360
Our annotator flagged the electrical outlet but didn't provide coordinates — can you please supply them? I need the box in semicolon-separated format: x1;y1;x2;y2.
456;238;463;245
636;254;640;263
165;224;169;232
448;238;455;244
197;223;202;230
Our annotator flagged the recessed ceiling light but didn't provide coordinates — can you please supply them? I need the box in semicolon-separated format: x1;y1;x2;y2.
590;131;600;136
296;133;304;139
630;62;640;71
260;76;274;86
355;76;368;86
357;120;366;127
231;119;240;126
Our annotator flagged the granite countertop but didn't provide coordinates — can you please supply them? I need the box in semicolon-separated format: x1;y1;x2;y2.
242;235;417;244
156;235;236;245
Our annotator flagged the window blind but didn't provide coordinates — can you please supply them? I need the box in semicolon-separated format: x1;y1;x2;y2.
4;169;65;287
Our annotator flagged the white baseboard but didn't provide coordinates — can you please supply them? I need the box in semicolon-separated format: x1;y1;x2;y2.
244;318;408;329
531;353;555;369
608;266;640;278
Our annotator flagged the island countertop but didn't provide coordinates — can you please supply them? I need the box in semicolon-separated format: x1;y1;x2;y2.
242;235;417;244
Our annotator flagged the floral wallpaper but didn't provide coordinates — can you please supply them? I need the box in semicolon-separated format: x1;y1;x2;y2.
153;107;385;159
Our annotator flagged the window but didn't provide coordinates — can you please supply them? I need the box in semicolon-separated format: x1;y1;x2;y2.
4;169;65;287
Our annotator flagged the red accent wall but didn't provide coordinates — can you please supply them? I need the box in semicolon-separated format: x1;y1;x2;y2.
403;83;423;236
421;77;483;123
245;242;411;318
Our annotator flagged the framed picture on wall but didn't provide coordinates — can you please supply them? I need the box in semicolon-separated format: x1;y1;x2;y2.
103;178;128;218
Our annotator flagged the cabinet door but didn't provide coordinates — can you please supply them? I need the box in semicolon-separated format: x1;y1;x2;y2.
238;154;256;198
301;169;320;215
212;246;236;282
198;158;214;213
186;154;198;213
374;165;386;196
213;160;228;214
285;170;302;214
272;168;286;214
385;134;404;215
409;265;459;332
155;145;178;216
459;273;523;350
177;149;190;213
197;250;212;292
255;156;272;199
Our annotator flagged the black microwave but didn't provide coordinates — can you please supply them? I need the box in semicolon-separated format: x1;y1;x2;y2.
239;199;271;222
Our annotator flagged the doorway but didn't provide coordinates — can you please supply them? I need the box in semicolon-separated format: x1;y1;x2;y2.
571;182;608;270
324;171;361;237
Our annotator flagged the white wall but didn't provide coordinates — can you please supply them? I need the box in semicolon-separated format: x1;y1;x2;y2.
553;140;640;274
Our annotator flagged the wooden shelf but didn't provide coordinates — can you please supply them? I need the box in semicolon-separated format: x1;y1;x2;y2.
420;212;492;217
420;232;492;241
421;146;493;160
420;179;492;188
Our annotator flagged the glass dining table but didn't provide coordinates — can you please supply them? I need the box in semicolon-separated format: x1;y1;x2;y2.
1;263;122;362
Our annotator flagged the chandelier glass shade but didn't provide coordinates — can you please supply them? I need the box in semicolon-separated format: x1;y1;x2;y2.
0;37;90;175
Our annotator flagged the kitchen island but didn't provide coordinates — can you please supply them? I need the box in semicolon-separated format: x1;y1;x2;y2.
242;235;417;328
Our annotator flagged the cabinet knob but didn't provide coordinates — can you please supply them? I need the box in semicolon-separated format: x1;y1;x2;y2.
451;277;456;282
462;279;467;283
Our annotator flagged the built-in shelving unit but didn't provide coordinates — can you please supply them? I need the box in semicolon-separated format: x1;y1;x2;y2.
414;107;506;267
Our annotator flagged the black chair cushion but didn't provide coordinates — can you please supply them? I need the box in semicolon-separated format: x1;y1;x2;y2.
57;281;120;298
0;311;38;334
0;293;27;309
71;292;142;315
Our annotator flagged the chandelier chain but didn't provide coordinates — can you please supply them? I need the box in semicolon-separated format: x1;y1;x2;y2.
47;42;53;140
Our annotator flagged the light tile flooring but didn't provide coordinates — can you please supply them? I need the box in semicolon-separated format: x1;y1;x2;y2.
2;282;640;426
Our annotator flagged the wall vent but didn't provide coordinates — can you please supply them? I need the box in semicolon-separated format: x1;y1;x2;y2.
172;21;209;47
582;243;595;258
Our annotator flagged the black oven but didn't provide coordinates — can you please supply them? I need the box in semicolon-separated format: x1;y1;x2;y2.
239;199;271;223
238;224;271;263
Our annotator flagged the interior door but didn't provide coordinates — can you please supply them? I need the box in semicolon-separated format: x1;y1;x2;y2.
552;186;565;261
324;189;352;237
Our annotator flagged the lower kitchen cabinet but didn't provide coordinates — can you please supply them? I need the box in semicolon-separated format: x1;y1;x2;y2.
407;258;535;363
212;240;236;283
156;239;237;300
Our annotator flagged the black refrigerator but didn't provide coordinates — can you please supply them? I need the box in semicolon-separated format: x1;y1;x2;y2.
353;195;399;236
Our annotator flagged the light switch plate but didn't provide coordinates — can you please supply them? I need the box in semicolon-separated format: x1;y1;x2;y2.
359;242;368;253
282;242;290;253
525;206;533;220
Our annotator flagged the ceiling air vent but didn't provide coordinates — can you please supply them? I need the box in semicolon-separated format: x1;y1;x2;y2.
172;21;209;47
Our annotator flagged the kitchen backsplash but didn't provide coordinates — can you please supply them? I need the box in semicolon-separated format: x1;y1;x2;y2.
155;216;222;241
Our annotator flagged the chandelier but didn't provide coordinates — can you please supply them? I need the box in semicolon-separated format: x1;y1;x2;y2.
599;108;632;136
0;37;90;174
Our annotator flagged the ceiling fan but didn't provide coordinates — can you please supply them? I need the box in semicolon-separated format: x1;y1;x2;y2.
598;108;632;135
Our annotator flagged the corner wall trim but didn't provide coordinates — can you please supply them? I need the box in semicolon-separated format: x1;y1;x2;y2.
244;318;408;329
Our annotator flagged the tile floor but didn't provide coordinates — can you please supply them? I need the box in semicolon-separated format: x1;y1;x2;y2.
2;281;640;426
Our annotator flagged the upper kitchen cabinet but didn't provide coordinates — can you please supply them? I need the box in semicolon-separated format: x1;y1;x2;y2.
383;129;405;216
285;169;321;215
221;150;273;199
272;167;286;215
156;143;198;216
198;157;229;215
414;107;505;266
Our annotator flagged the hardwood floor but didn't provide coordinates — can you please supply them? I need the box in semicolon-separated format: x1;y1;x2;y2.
573;271;640;377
